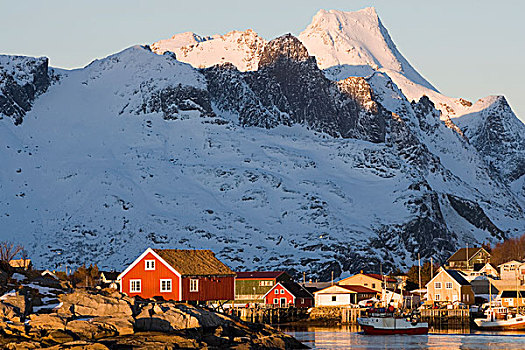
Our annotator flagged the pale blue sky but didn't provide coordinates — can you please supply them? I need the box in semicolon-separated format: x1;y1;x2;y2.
1;0;524;121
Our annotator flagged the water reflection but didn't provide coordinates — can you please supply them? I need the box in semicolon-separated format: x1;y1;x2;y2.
278;325;525;349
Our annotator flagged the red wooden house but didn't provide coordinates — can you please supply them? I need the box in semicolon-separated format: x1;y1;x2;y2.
263;281;313;308
117;248;235;302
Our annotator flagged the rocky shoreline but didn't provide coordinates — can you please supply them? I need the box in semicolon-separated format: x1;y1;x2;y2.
0;269;307;349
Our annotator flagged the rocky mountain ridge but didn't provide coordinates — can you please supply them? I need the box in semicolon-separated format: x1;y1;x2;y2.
0;8;523;280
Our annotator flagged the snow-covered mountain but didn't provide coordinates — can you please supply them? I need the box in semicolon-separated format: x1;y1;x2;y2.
0;8;523;280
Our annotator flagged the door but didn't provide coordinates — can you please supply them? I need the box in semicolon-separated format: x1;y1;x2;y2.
280;298;287;307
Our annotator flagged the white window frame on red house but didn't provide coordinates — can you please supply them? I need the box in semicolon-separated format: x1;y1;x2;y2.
130;279;141;293
160;279;172;293
145;260;155;270
280;289;285;294
274;289;279;294
190;278;199;292
273;298;279;304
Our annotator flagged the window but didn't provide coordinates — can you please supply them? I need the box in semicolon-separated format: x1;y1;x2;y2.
301;298;305;304
372;283;376;289
435;294;440;301
130;279;141;293
446;282;453;289
274;289;279;294
273;298;279;304
145;260;155;270
332;296;337;302
160;279;172;292
280;289;285;294
259;280;275;287
190;279;199;292
435;282;442;289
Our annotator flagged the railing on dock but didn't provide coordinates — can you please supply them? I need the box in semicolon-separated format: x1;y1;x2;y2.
420;308;470;327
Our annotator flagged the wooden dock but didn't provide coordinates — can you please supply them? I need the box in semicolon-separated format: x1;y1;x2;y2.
341;307;367;324
232;307;309;324
420;309;470;328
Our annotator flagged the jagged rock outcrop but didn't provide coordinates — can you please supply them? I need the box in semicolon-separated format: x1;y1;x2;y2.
0;56;50;124
205;34;387;142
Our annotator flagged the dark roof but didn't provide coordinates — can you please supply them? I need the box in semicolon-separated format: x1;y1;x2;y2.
364;274;397;283
280;282;313;298
338;285;378;294
235;271;286;279
153;249;235;276
447;247;485;262
446;270;471;286
501;291;525;298
100;271;120;280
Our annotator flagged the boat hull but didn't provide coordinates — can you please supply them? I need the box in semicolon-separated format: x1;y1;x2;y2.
358;317;429;335
360;324;429;335
474;320;525;330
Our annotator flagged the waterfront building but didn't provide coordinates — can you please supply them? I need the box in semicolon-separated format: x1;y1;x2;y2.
118;248;235;302
234;271;292;305
338;273;397;292
425;268;475;305
263;282;313;308
313;284;377;306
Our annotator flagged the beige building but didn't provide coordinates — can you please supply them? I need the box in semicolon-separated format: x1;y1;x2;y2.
426;268;475;305
498;260;525;281
338;273;397;292
313;285;378;307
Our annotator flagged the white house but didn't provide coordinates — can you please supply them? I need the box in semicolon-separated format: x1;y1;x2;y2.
314;285;377;306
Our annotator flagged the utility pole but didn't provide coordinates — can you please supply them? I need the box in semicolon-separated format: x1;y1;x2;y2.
303;271;306;284
418;253;421;291
430;257;433;280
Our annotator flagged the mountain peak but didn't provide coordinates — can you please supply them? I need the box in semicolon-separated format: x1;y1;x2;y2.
258;34;311;68
299;8;436;91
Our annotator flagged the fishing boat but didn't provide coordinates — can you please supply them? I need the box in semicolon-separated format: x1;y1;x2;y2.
474;306;525;330
357;309;429;335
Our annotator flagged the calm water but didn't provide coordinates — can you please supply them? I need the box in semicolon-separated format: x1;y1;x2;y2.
279;325;525;349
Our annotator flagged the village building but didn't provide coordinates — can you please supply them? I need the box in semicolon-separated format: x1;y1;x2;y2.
338;273;397;292
425;268;475;305
118;248;235;302
498;260;525;281
41;269;59;280
263;282;313;308
313;284;377;307
476;263;499;279
500;290;525;308
99;271;121;289
234;271;292;305
9;258;32;270
445;247;491;271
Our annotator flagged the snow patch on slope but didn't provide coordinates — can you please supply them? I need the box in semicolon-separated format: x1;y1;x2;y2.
151;30;267;71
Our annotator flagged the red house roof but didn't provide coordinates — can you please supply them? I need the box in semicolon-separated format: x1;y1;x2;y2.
235;271;287;279
364;274;397;283
338;285;378;294
152;249;235;276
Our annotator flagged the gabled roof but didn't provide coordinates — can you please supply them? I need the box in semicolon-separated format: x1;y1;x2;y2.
497;260;523;267
500;291;525;298
446;270;471;286
364;273;397;283
153;249;235;276
426;268;471;288
100;271;120;281
447;247;487;262
235;271;287;279
263;282;313;299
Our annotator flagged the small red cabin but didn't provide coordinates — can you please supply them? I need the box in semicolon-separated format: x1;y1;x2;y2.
263;282;313;308
118;248;235;302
